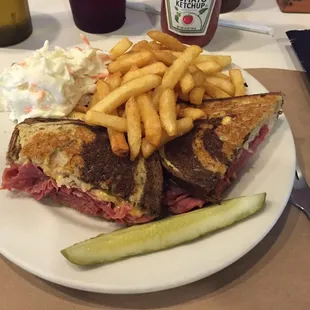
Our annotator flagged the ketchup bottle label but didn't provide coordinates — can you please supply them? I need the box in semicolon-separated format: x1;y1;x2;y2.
165;0;216;36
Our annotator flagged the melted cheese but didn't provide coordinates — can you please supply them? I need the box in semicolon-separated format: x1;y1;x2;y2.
53;173;145;217
129;157;147;207
242;113;277;151
129;207;143;217
55;174;92;192
90;189;121;204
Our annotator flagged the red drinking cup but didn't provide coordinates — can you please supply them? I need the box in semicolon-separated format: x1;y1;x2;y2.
69;0;126;34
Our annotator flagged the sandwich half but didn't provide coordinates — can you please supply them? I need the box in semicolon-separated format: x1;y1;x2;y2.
1;118;163;224
161;92;283;214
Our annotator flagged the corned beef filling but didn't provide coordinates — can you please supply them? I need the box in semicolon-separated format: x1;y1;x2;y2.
1;163;154;225
164;183;205;214
166;125;269;214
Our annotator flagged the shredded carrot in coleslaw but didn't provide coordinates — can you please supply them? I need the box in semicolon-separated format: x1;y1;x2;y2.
66;65;74;75
36;90;45;100
90;73;109;79
80;34;90;46
19;61;26;66
24;107;32;113
75;46;83;51
99;53;110;61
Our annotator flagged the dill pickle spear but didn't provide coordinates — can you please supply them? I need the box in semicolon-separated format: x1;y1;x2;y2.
61;193;266;266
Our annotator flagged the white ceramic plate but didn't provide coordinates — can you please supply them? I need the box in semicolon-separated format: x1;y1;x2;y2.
0;66;295;294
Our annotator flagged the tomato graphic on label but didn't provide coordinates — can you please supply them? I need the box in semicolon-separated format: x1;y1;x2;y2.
174;7;209;28
168;0;215;37
182;14;193;25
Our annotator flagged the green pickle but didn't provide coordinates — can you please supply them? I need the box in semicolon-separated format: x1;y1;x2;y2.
61;193;266;266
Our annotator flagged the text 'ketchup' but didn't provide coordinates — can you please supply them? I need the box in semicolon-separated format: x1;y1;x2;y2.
161;0;222;47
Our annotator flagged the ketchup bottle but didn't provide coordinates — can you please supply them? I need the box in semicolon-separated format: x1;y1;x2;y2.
161;0;222;47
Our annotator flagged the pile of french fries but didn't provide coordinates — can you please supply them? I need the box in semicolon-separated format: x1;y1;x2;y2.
69;30;246;160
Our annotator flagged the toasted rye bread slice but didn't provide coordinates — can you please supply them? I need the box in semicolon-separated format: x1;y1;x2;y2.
6;118;163;218
161;93;283;202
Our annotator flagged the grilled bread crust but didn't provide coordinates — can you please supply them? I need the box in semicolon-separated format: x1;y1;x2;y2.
6;118;163;217
160;118;226;202
161;93;283;201
200;92;283;160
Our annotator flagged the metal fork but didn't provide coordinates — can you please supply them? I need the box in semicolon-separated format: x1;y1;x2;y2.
289;163;310;220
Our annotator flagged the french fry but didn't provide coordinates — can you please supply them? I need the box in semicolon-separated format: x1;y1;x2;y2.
212;72;230;80
189;87;205;105
148;57;159;65
205;76;235;96
149;41;162;50
105;72;122;90
141;117;194;158
129;65;139;71
174;82;190;102
175;117;194;136
91;74;161;113
147;30;186;52
169;51;182;58
108;50;153;74
85;111;127;132
107;110;129;158
126;97;142;161
122;62;167;84
211;55;232;68
179;107;206;120
136;93;161;147
172;51;224;68
88;80;111;109
179;71;195;94
74;105;88;113
188;65;198;74
108;128;129;157
117;50;135;60
196;61;221;74
229;69;246;96
191;69;206;87
152;50;176;66
109;37;133;60
159;88;177;136
161;45;203;89
131;40;152;52
204;82;230;99
89;91;100;109
192;55;232;68
97;80;111;99
141;138;155;159
151;85;166;112
67;111;85;121
76;34;244;159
